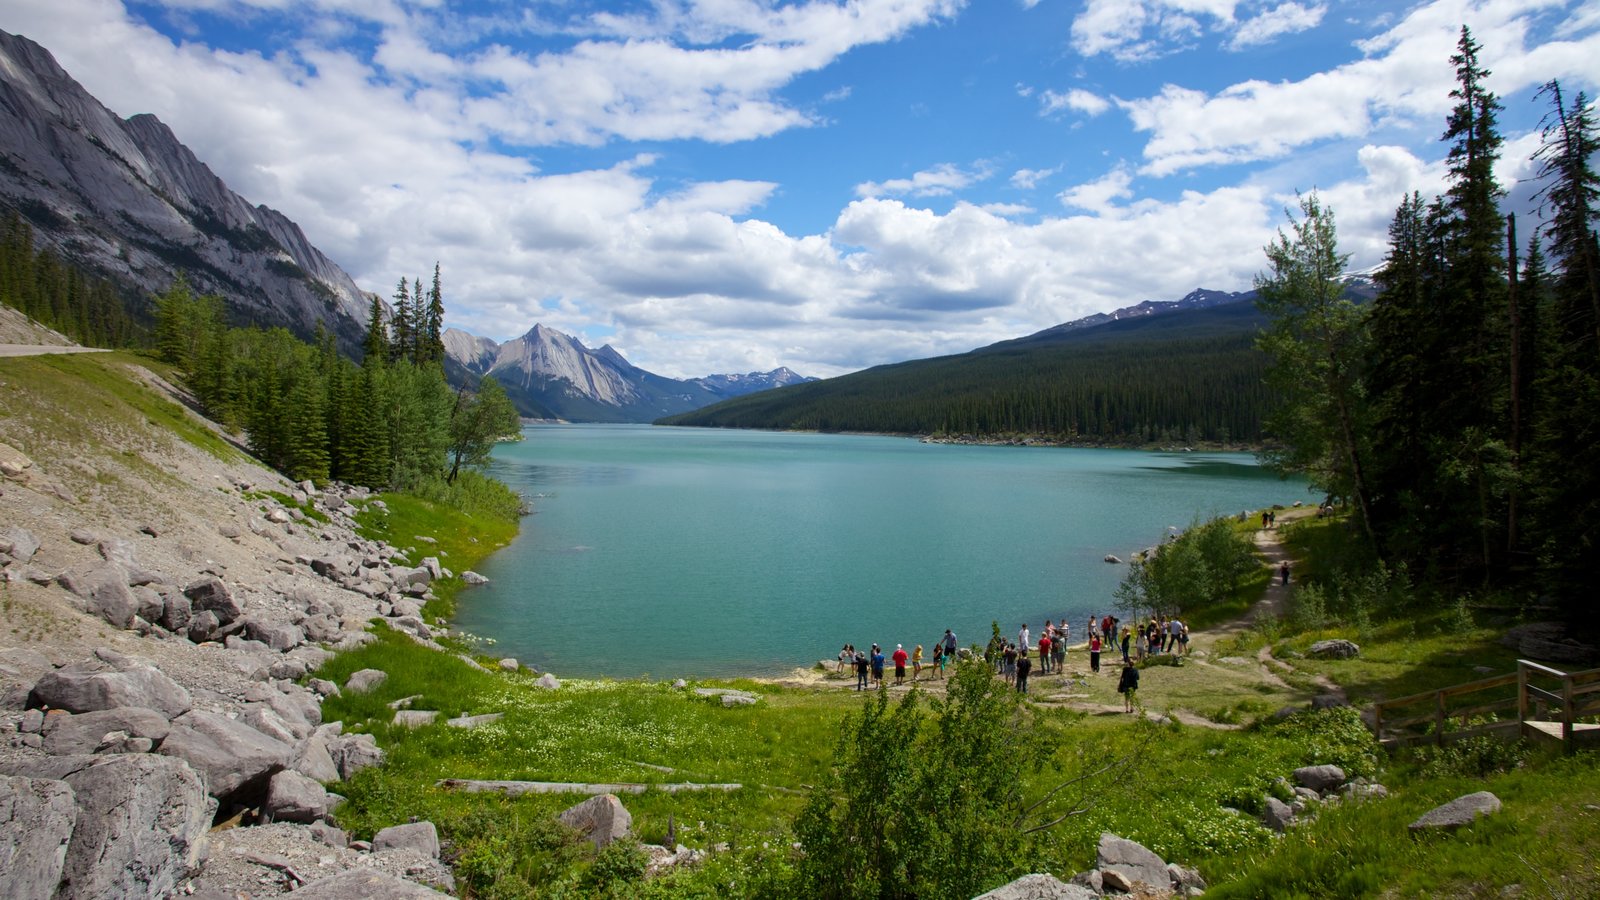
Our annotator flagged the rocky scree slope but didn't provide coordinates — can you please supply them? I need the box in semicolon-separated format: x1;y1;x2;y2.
0;352;477;897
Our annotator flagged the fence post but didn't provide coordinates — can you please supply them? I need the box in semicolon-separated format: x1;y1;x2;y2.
1435;691;1447;747
1517;661;1529;726
1562;674;1576;754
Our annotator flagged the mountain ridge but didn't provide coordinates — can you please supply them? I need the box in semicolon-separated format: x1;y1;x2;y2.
0;30;375;353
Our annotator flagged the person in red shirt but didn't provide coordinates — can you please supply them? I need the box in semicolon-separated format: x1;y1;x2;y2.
1038;633;1052;674
892;644;909;685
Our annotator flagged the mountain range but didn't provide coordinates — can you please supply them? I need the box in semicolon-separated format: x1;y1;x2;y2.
441;323;813;422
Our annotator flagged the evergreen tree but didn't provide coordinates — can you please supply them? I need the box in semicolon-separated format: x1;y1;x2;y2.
1254;194;1376;546
363;295;388;366
424;263;446;366
389;278;412;364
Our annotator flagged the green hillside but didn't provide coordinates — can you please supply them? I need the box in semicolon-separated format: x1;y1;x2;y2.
658;301;1273;445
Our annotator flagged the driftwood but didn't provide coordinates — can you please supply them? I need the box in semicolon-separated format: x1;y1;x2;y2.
437;779;742;796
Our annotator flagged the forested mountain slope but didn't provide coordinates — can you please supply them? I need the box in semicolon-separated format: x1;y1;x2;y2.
659;299;1274;445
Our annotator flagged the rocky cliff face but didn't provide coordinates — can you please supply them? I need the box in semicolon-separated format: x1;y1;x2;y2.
443;324;814;422
0;30;373;352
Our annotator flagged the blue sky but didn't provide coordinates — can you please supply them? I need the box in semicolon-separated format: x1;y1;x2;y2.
4;0;1599;377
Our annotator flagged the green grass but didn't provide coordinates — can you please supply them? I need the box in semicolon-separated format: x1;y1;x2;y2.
350;491;518;619
0;351;241;468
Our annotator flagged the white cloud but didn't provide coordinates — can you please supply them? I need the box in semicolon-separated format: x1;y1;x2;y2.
1039;87;1111;116
1058;166;1135;214
1121;0;1600;177
855;163;991;199
1228;3;1326;50
1011;166;1061;189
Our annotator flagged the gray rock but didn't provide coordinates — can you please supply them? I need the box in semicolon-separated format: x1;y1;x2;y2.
19;708;45;733
131;587;165;625
182;577;241;625
159;591;192;634
0;773;78;900
1343;782;1389;802
372;820;440;858
309;678;341;698
462;571;489;585
1;754;213;900
497;657;518;671
291;733;342;783
1100;869;1136;893
307;821;348;848
1310;693;1349;710
41;707;171;756
1168;863;1207;892
534;673;560;690
239;704;301;745
328;732;385;780
243;619;305;652
1070;870;1102;893
559;794;632;849
1308;639;1360;659
392;710;439;728
29;653;193;718
283;868;449;898
264;769;329;823
301;614;344;644
1095;832;1169;891
1293;786;1322;803
1262;796;1296;832
68;530;98;545
0;526;41;563
261;685;322;732
186;610;220;644
1293;764;1346;793
57;564;138;629
420;556;443;581
389;616;431;639
346;669;387;694
158;709;292;805
722;692;758;707
446;713;503;729
974;873;1097;899
1408;791;1501;831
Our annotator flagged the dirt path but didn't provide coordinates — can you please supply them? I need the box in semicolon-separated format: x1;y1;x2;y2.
0;344;109;357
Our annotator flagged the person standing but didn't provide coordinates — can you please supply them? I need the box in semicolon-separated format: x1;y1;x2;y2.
912;644;923;680
1117;659;1140;712
871;645;885;689
1280;560;1291;585
1002;643;1018;685
892;644;908;685
1038;632;1052;674
1168;617;1184;654
854;649;869;691
1089;632;1102;674
1120;626;1132;665
1016;650;1032;694
931;641;944;678
944;629;958;660
1053;627;1066;672
1018;623;1031;655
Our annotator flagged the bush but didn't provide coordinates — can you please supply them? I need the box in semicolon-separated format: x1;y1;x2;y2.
1415;736;1533;779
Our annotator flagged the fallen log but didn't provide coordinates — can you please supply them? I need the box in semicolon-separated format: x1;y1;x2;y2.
436;779;742;796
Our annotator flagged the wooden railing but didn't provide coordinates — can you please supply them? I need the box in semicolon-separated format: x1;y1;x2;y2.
1371;660;1600;752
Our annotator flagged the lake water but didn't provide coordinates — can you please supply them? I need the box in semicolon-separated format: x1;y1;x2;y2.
453;425;1308;679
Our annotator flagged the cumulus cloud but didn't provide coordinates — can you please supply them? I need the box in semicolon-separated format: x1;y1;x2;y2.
855;163;992;199
1039;87;1111;116
1011;166;1061;189
1121;0;1600;177
1228;3;1326;50
1058;166;1136;214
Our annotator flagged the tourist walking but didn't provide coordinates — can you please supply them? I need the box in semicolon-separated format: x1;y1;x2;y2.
1089;633;1102;674
1117;659;1140;712
1168;617;1184;653
1016;650;1032;694
1280;560;1291;586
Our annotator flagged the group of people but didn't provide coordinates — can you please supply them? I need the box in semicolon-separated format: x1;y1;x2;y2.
837;629;962;690
836;613;1190;708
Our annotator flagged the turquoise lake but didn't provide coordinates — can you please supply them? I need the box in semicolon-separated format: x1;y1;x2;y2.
453;425;1309;679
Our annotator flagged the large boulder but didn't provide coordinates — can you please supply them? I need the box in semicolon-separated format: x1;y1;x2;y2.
263;770;329;824
182;577;241;626
41;707;171;756
1293;764;1346;793
0;526;42;563
1408;791;1502;832
558;794;632;849
328;732;385;780
1;754;213;900
1261;796;1296;832
57;564;138;629
372;821;440;858
0;774;78;900
29;651;192;719
283;868;449;898
290;733;342;783
1308;639;1360;660
346;669;387;694
158;710;292;806
1095;832;1169;891
974;873;1096;899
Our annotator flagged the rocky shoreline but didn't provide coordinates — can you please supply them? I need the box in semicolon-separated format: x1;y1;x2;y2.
1;369;487;899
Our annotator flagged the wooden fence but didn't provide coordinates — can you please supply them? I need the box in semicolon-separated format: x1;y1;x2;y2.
1371;660;1600;752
